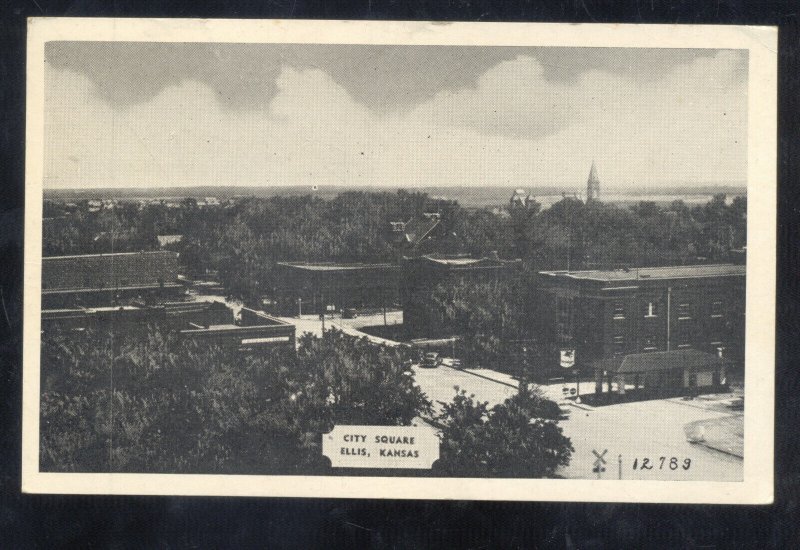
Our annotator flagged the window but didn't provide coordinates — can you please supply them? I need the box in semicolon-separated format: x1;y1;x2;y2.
644;301;658;318
677;302;692;320
613;334;625;354
642;335;658;351
613;301;625;320
711;300;723;318
556;298;573;341
677;327;692;349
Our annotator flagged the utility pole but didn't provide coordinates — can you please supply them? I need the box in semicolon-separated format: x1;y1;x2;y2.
297;297;302;318
382;288;387;326
566;227;571;273
321;293;326;334
666;286;672;351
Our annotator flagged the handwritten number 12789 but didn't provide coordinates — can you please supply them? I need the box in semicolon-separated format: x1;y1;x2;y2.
632;457;691;470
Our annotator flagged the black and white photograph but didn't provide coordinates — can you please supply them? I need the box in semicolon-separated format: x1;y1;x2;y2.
22;19;776;502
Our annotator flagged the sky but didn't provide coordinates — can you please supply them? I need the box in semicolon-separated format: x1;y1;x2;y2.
43;42;748;190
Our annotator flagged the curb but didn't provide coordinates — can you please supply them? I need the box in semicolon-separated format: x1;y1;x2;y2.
442;365;519;389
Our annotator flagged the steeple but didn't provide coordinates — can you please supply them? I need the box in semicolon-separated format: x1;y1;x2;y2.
586;161;600;202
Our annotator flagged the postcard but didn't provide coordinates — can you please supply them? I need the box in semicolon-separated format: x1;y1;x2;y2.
23;18;776;503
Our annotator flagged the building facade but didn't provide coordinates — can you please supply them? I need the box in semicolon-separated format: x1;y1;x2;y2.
42;251;182;308
592;349;730;399
535;264;746;379
271;262;400;316
401;254;522;338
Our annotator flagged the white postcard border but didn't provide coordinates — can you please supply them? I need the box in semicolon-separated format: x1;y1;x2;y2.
22;18;777;503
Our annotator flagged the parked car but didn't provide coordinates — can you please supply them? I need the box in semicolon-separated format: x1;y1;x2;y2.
421;352;441;368
342;308;358;319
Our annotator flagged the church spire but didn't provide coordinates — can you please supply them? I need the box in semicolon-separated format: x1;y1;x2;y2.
586;161;600;202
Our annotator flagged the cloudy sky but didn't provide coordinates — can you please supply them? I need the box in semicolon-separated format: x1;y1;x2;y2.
43;42;748;190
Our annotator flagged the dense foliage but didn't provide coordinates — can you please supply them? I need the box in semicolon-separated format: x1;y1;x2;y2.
44;192;747;305
434;386;573;478
427;275;533;367
40;323;574;477
40;326;430;474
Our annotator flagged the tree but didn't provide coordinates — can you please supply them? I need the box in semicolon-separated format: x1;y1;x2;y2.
427;274;529;368
39;325;431;474
434;386;573;478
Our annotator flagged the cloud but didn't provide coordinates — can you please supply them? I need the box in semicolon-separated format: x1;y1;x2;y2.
45;42;735;114
43;48;747;190
45;42;518;113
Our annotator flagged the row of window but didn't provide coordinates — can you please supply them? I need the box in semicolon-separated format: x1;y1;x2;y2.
611;300;724;320
611;335;726;353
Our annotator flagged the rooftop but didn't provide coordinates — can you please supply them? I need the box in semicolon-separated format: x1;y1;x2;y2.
277;262;397;272
595;349;728;374
390;215;440;246
415;254;519;267
539;264;745;283
42;282;182;293
44;250;178;260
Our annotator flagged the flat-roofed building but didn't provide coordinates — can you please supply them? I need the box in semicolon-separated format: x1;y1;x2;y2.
593;349;730;399
535;263;746;383
41;301;295;351
271;262;400;316
180;307;295;351
42;251;182;308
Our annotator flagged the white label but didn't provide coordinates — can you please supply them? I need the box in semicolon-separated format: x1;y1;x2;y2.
322;425;440;469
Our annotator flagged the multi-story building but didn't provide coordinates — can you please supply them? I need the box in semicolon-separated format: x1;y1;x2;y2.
270;262;401;316
401;253;522;338
41;250;183;308
535;264;746;384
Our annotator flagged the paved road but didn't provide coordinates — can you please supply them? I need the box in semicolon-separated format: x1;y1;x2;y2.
411;363;742;481
274;313;404;347
339;310;403;329
187;298;743;481
559;399;742;481
412;365;518;415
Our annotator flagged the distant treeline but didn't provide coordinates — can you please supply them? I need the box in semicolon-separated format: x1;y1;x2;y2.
44;184;747;204
43;191;747;304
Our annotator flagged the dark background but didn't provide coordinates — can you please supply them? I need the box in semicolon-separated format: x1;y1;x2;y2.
1;1;797;547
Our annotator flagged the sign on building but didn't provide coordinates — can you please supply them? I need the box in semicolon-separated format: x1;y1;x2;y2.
560;349;576;368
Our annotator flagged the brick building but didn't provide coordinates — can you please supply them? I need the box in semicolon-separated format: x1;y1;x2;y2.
42;251;182;308
41;301;295;351
535;264;746;382
401;254;522;338
271;262;400;316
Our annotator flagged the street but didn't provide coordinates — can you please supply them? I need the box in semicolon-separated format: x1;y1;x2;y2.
412;362;743;481
274;310;404;347
185;297;743;481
